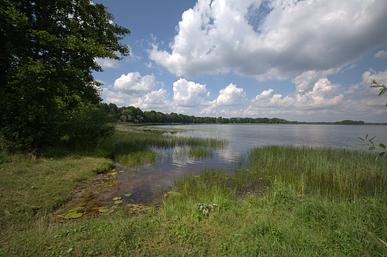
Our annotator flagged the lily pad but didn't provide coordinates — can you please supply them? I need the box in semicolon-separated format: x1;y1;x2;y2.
95;206;109;214
113;196;122;201
113;200;123;205
64;207;84;219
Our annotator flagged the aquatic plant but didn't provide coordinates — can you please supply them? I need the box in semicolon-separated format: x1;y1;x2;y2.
189;146;213;159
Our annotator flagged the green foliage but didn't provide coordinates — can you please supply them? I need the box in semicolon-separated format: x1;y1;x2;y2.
360;79;387;157
359;134;387;157
371;80;387;97
105;104;297;124
0;0;129;152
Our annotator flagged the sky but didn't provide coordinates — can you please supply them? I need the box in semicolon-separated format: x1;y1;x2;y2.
94;0;387;122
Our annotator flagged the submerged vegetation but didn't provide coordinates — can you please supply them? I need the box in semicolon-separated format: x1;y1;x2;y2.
189;146;214;159
1;138;386;256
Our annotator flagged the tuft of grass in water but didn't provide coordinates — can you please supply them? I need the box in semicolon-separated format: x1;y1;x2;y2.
116;150;156;167
189;146;213;159
97;124;224;168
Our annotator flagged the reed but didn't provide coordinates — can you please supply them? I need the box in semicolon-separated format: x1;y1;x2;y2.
248;146;387;200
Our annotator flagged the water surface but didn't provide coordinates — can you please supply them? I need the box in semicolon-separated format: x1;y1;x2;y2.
117;124;387;203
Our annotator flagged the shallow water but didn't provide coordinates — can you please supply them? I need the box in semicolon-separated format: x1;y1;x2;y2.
117;124;387;203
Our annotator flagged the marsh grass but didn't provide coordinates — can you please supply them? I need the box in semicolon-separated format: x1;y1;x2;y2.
43;124;224;168
116;150;156;167
249;146;387;200
100;129;224;167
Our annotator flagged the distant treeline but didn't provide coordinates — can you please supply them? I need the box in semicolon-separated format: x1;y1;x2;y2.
100;103;371;125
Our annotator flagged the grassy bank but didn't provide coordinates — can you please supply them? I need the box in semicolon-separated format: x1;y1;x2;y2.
0;124;225;256
0;156;113;236
1;144;386;256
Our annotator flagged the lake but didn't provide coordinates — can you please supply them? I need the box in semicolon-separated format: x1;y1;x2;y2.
116;124;387;203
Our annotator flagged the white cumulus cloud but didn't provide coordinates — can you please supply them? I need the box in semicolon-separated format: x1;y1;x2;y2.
113;72;155;93
172;78;210;107
213;83;245;106
150;0;387;79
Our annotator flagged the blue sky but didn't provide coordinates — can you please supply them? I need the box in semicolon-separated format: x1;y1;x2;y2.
94;0;387;122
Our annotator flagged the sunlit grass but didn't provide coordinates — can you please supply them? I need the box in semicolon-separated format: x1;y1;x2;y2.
248;146;387;200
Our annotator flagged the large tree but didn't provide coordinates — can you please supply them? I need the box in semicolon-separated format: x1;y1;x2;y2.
0;0;129;151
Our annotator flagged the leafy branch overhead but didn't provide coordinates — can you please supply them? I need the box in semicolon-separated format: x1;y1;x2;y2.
371;80;387;104
0;0;130;152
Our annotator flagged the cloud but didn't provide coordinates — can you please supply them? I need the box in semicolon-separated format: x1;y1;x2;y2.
362;69;387;85
204;83;246;115
172;78;210;107
244;69;387;121
95;58;120;69
213;83;245;106
102;72;170;111
149;0;387;79
136;89;169;110
113;72;155;93
248;78;343;111
374;50;387;59
293;69;337;93
101;69;386;121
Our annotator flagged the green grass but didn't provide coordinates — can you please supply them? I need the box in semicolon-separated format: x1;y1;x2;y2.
0;155;113;235
116;149;156;167
1;138;386;256
248;146;387;200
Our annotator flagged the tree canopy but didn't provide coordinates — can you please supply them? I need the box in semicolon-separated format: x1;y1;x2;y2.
0;0;129;151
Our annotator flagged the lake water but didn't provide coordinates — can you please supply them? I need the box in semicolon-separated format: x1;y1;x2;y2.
116;124;387;203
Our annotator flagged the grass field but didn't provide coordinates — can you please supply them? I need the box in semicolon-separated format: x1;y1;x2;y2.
1;128;386;256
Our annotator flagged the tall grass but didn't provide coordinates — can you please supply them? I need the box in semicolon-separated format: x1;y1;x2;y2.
248;146;387;200
99;128;224;167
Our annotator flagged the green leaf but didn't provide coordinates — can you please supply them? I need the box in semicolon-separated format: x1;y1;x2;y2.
96;207;109;214
379;143;386;149
64;207;84;219
378;87;387;96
